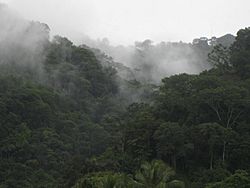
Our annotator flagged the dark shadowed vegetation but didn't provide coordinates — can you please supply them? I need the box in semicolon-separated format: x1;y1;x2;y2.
1;12;250;187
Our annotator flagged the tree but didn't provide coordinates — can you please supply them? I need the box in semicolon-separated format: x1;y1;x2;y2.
156;74;196;124
206;170;250;188
230;27;250;78
134;160;184;188
208;44;231;73
197;84;249;163
191;123;225;170
154;122;185;170
123;103;157;171
73;172;135;188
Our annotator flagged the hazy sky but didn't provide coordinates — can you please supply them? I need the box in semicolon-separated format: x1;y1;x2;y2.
1;0;250;45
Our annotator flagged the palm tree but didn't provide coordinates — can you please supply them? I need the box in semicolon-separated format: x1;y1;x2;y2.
73;161;184;188
134;160;184;188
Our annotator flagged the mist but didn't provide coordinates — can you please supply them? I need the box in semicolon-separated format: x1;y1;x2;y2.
82;37;213;83
5;0;250;45
0;2;235;85
0;3;49;76
1;1;250;187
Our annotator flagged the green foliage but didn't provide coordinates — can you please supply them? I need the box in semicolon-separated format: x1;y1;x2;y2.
73;160;184;188
2;26;250;188
191;123;225;169
231;27;250;78
0;35;121;187
167;180;185;188
73;172;135;188
135;160;175;188
205;170;250;188
208;44;231;73
154;122;186;170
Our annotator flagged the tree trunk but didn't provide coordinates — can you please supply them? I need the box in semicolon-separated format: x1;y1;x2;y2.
222;141;226;163
210;150;213;170
172;154;177;170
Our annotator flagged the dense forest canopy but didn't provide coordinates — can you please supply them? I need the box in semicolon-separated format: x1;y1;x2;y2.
1;4;250;188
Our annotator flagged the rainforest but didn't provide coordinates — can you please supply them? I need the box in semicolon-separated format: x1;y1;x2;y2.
1;2;250;188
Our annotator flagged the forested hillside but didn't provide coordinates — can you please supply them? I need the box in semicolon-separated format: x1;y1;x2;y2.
82;34;235;84
1;9;250;187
